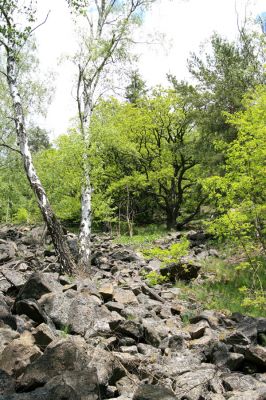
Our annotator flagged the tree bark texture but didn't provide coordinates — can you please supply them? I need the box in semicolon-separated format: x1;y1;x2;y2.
6;51;75;275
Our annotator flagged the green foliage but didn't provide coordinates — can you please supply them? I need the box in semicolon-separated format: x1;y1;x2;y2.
14;207;29;224
113;224;167;246
141;270;169;286
178;254;266;317
59;324;71;338
203;85;266;307
143;238;190;267
91;87;204;230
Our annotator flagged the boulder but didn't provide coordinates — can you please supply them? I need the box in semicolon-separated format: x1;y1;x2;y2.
244;346;266;369
113;289;139;305
16;338;91;390
32;323;56;349
16;272;62;302
15;299;48;324
133;384;177;400
160;261;200;282
0;327;19;353
0;241;16;263
0;331;42;377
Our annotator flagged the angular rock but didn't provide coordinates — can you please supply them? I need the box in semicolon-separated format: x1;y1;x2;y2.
223;331;251;347
113;289;138;305
0;241;16;263
16;272;62;302
174;367;216;399
0;369;16;395
133;384;177;400
226;387;266;399
0;327;19;353
16;339;91;390
110;319;143;340
161;261;200;282
245;346;266;369
15;299;48;324
222;372;266;392
187;320;210;339
99;282;114;301
32;323;56;349
0;331;42;377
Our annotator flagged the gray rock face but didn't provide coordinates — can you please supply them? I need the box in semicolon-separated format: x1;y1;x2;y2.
133;384;177;399
16;272;62;302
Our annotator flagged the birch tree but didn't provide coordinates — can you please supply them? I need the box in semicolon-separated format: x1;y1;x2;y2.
67;0;155;268
0;0;75;274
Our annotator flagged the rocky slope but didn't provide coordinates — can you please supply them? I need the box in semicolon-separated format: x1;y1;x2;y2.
0;225;265;400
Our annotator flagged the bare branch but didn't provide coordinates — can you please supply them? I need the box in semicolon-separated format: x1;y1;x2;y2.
0;141;22;155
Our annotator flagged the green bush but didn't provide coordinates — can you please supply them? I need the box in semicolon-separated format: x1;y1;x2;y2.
14;207;29;224
142;238;190;267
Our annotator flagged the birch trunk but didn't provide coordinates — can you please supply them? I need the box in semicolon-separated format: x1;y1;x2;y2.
6;51;75;275
79;108;92;268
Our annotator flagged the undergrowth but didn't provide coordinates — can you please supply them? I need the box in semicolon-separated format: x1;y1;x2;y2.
113;224;167;247
177;253;266;318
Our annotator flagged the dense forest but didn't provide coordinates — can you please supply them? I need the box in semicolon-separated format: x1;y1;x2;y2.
0;1;265;313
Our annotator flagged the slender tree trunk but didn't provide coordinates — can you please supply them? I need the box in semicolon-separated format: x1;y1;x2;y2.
79;162;92;267
6;51;75;275
78;107;92;268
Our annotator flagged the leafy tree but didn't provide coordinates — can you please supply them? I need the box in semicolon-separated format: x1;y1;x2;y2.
188;31;266;142
125;70;147;103
0;0;75;273
204;85;266;307
186;31;266;173
66;0;156;267
92;87;204;230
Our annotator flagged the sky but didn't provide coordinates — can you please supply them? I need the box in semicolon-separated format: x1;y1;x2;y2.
34;0;266;138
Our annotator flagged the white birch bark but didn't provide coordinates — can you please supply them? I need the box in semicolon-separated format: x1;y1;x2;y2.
6;49;75;274
71;0;155;268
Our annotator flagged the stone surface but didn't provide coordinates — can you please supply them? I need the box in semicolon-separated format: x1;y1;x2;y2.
0;331;42;377
0;226;266;400
133;384;177;400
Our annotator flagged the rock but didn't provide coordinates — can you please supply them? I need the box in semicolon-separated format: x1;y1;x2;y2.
116;375;139;396
111;249;141;262
245;346;266;369
32;323;56;349
16;272;62;302
174;367;216;399
113;289;139;305
226;387;266;399
0;314;18;331
0;327;19;353
39;290;75;329
16;338;91;390
0;241;16;263
99;282;114;301
160;261;201;282
105;301;125;313
0;331;42;377
133;384;177;400
223;331;251;347
0;369;16;396
187;320;210;339
110;319;144;340
222;372;266;392
190;310;222;328
120;345;138;354
213;348;244;371
44;369;99;399
142;318;169;347
15;299;48;324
